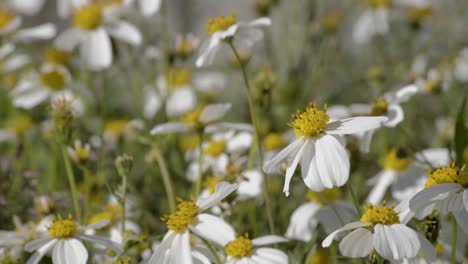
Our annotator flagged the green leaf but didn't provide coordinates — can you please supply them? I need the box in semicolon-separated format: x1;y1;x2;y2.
454;94;467;165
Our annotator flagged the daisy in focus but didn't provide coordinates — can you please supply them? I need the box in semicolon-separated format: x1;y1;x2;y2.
263;104;387;195
24;215;122;264
196;13;271;67
322;202;434;262
55;0;142;71
286;188;357;242
147;182;238;264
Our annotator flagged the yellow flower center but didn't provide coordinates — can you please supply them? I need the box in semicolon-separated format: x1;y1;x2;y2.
306;188;342;205
6;115;32;134
39;70;67;91
104;120;129;138
360;204;400;225
425;163;467;188
204;176;224;194
383;148;411;171
45;47;72;65
176;37;194;58
365;0;391;8
75;147;90;162
369;99;388;116
423;78;441;93
408;7;432;24
204;140;226;157
181;107;204;129
162;199;199;232
263;133;286;151
73;4;103;30
48;216;78;239
166;68;192;89
435;243;444;256
289;105;329;138
0;9;15;30
206;13;237;35
179;135;201;151
309;247;331;264
224;235;253;258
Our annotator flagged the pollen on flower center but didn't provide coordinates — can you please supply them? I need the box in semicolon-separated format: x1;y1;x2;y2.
206;13;237;35
162;199;199;232
45;47;72;65
204;140;226;157
166;68;192;89
263;133;286;151
306;188;342;205
360;203;400;225
48;216;78;239
73;4;103;30
425;163;467;188
289;104;330;138
39;70;67;91
369;99;388;116
0;9;15;30
383;148;411;171
181;107;204;128
365;0;392;9
224;234;253;258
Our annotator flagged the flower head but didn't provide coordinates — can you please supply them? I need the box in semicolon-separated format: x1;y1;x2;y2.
424;163;467;188
289;105;329;138
206;13;237;35
224;234;253;258
360;203;400;225
72;4;102;30
162;199;200;232
48;215;78;239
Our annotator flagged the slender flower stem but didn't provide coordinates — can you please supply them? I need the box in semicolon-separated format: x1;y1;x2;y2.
347;184;362;216
228;41;275;234
62;146;81;223
152;144;176;212
121;174;127;237
450;213;457;264
194;131;204;196
199;235;222;264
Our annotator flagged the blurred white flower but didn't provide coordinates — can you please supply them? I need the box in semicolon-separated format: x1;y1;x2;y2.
353;4;389;45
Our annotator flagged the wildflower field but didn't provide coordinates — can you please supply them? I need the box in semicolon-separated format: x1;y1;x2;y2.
0;0;468;263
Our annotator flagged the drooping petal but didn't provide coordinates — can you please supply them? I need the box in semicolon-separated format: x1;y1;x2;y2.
391;84;419;104
190;214;235;247
195;35;222;67
106;21;142;46
417;233;436;263
196;181;238;210
385;104;404;127
373;224;420;261
322;221;371;247
435;189;464;215
24;238;54;252
150;122;191;135
13;23;56;42
80;29;112;71
409;183;462;218
170;232;192;264
11;82;50;109
339;228;374;258
283;139;309;196
263;137;305;173
199;103;231;124
285;202;320;241
358;129;375;153
252;235;288;246
53;239;88;264
26;239;57;264
147;231;176;264
314;135;350;188
302;148;326;192
366;170;396;205
326;116;387;135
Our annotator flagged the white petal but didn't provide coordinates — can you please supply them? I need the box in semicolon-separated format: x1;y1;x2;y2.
252;235;288;246
374;224;420;260
464;188;468;213
205;122;253;133
24;238;54;252
26;239;57;264
248;17;272;27
237;170;262;199
150;122;191;135
316;203;358;233
322;221;371;247
302;147;326;192
359;129;375;153
250;248;288;264
55;28;85;51
199;103;231;124
415;148;451;167
80;29;112;70
315;135;350;188
453;208;468;234
409;183;462;218
9;0;45;15
53;239;87;264
143;85;162;119
263;137;305;173
57;0;74;18
285;202;320;241
192;250;211;264
139;0;161;16
435;189;464;215
417;233;436;263
283;139;309;196
195;35;221;67
106;21;142;46
196;181;238;210
339;228;374;258
326;116;388;135
11;83;49;109
392;84;419;104
3;54;30;72
394;198;415;224
148;232;176;264
170;232;192;264
13;23;56;42
385;104;404;127
166;87;197;117
78;234;123;254
366;170;396;205
190;214;235;247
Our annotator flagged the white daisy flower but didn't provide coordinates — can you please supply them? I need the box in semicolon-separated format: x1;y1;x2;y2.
366;147;451;205
453;47;468;83
10;64;83;111
322;203;434;262
0;44;29;75
196;13;271;67
263;104;387;196
5;0;45;16
55;0;142;71
286;188;357;242
24;216;122;264
0;216;45;249
150;103;252;135
409;163;468;226
352;0;391;45
67;140;91;164
212;223;288;264
147;181;238;264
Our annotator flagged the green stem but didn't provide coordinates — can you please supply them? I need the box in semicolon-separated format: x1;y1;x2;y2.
153;144;176;212
121;174;127;237
348;184;362;216
450;213;457;264
228;41;275;234
62;146;81;223
194;131;204;196
199;235;222;264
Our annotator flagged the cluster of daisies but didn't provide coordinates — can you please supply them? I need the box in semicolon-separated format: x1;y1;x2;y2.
0;0;467;263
